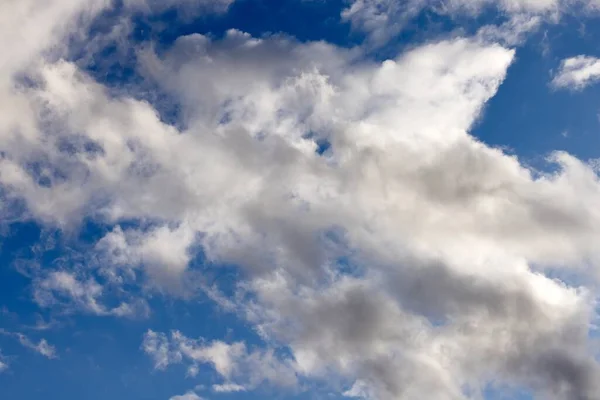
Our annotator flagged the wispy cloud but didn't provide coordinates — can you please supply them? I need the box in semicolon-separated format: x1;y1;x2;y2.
143;330;297;391
0;330;57;359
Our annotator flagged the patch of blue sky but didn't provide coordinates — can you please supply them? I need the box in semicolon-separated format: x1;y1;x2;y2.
0;252;261;399
130;0;358;49
482;383;534;400
472;19;600;166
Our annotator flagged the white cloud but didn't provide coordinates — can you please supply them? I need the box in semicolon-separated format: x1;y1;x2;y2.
16;336;57;359
169;391;203;400
142;330;182;370
0;0;108;79
7;30;600;398
33;271;149;318
131;31;600;399
142;330;297;391
342;0;427;46
3;2;600;400
0;351;7;373
476;14;542;46
0;330;57;359
552;55;600;89
342;0;600;45
95;224;196;292
212;383;246;393
343;380;374;399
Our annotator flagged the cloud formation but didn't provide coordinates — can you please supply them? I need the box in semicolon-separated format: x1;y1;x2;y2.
2;1;600;400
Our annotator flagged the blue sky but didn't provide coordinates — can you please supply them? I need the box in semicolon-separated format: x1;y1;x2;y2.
3;1;600;400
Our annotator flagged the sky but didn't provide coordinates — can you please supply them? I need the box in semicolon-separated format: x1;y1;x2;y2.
5;0;600;399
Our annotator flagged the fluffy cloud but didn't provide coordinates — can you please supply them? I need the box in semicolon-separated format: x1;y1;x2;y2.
0;0;108;78
552;55;600;89
120;31;600;398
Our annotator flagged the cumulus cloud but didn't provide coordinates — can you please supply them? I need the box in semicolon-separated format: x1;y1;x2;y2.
3;1;600;400
552;55;600;89
129;31;600;399
6;28;600;398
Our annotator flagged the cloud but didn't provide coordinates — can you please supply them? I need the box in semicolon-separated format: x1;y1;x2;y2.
7;29;600;398
552;55;600;89
0;0;108;78
212;383;246;393
0;330;57;359
342;0;599;45
245;271;596;399
341;0;427;46
124;0;234;16
142;330;297;391
95;224;197;292
476;14;542;46
17;336;57;359
131;31;600;399
0;351;7;373
33;270;149;318
169;391;203;400
3;2;600;400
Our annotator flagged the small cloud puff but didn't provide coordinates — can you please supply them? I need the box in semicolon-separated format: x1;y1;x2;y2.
552;55;600;90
